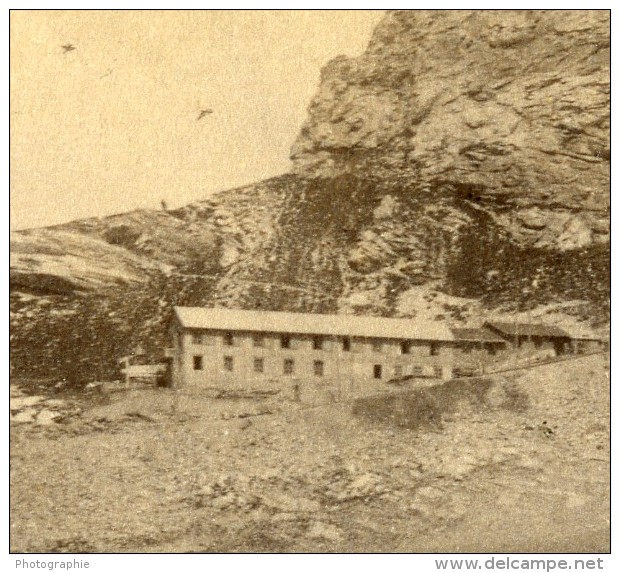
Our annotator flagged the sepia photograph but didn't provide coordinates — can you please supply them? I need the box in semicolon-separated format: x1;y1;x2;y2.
9;7;610;557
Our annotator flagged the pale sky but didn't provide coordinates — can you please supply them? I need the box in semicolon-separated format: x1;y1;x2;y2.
10;10;384;230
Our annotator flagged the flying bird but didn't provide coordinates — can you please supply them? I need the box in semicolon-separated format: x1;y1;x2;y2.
197;109;214;120
61;43;76;53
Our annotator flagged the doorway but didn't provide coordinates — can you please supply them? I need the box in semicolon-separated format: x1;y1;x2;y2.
553;339;568;356
373;364;382;379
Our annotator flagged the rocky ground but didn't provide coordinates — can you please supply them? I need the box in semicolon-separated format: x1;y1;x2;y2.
10;353;609;553
10;11;610;385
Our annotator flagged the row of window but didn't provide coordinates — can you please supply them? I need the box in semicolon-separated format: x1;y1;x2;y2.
191;355;442;380
193;355;324;376
191;332;439;355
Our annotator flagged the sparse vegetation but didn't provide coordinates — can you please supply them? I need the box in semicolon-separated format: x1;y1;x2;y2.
10;354;610;552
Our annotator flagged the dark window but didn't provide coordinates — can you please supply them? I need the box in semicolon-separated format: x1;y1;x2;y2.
224;356;233;371
284;358;294;375
281;335;291;349
486;343;497;356
224;332;234;346
312;336;323;350
253;358;264;373
253;334;265;347
430;342;439;356
193;355;203;370
534;337;543;349
373;364;382;379
342;337;351;352
314;360;324;376
401;341;411;354
192;333;202;345
372;340;382;353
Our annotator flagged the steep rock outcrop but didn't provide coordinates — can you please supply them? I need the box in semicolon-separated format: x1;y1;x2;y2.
10;11;609;382
291;10;609;249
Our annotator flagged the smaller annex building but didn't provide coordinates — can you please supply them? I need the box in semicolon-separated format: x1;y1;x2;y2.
483;321;572;356
562;326;607;354
168;307;502;390
482;321;605;357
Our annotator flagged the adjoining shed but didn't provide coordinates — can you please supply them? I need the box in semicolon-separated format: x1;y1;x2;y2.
119;355;168;386
482;321;572;356
562;327;605;354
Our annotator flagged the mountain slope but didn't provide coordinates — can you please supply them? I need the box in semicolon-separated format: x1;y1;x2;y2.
10;10;609;383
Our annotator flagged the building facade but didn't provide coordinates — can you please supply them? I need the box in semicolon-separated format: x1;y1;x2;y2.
168;307;493;392
166;308;601;395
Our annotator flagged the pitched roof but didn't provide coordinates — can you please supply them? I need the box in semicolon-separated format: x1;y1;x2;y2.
451;327;507;343
483;321;570;338
561;326;603;341
173;307;455;341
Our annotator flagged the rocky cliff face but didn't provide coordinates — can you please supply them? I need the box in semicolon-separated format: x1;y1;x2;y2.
292;10;609;245
286;9;610;315
10;10;609;383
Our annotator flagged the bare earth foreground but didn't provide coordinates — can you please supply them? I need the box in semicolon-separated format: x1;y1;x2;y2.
11;354;609;553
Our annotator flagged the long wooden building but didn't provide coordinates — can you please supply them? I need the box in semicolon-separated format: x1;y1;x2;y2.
167;307;507;390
